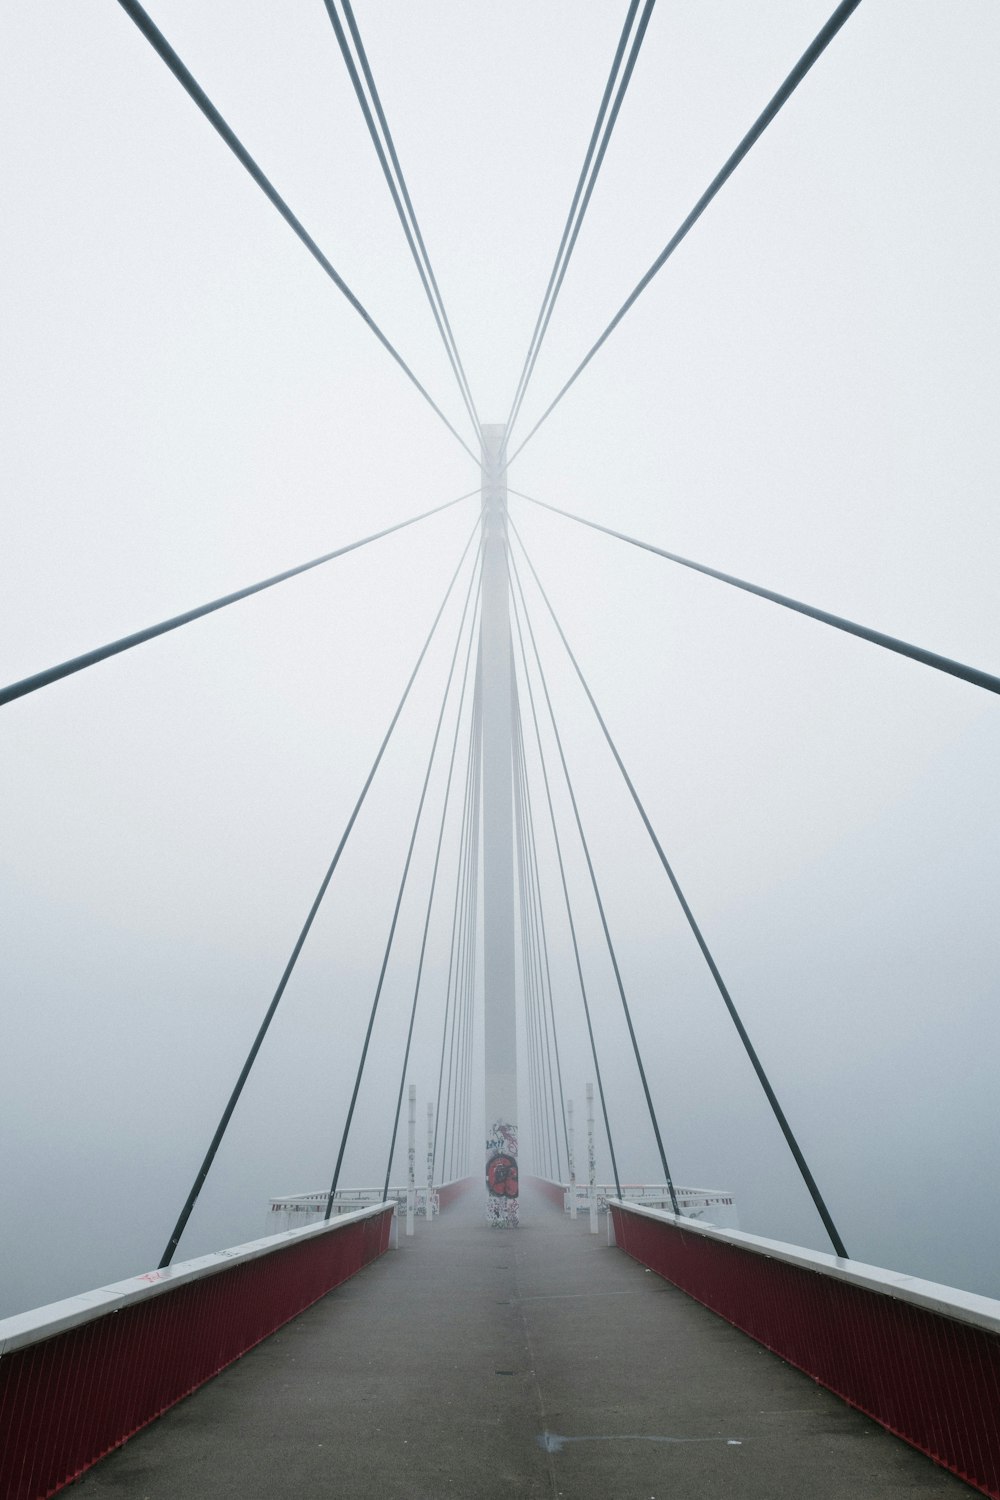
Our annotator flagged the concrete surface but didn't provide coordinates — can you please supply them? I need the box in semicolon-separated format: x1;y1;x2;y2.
74;1183;972;1498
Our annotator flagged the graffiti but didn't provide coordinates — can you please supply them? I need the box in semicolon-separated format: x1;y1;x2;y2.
485;1119;518;1227
486;1154;518;1197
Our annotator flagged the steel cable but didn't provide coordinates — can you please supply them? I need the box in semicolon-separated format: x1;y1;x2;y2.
508;0;863;462
322;542;483;1217
510;552;680;1214
157;520;477;1266
381;575;483;1198
115;0;478;462
323;1;481;441
503;0;652;449
511;490;1000;699
511;522;848;1256
508;572;623;1198
1;493;475;709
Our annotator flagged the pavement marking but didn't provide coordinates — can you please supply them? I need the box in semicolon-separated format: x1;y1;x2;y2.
538;1432;743;1454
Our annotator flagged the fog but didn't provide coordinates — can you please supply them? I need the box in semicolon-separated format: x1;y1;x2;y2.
2;3;998;1318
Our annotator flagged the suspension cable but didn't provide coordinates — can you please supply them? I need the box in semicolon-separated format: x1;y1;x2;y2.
157;521;477;1266
511;522;848;1256
382;573;482;1196
514;777;548;1175
446;729;479;1182
431;663;478;1180
510;555;679;1213
513;705;563;1180
2;492;475;709
323;2;481;441
513;689;571;1177
114;0;478;463
508;575;623;1198
515;756;551;1176
503;0;652;449
323;546;482;1217
508;0;863;462
434;655;481;1179
511;490;1000;699
453;733;482;1178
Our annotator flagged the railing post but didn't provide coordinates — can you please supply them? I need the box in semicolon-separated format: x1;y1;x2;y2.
586;1081;598;1234
406;1084;416;1237
426;1101;436;1217
567;1097;577;1219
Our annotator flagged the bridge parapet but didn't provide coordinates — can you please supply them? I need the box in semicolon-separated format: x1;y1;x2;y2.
0;1200;394;1500
268;1175;476;1230
610;1199;1000;1499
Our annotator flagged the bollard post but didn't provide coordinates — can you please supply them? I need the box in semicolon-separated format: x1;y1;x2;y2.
427;1101;435;1217
567;1098;577;1219
586;1082;598;1234
407;1085;416;1237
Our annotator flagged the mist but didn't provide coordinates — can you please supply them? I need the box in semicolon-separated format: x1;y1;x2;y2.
2;2;998;1319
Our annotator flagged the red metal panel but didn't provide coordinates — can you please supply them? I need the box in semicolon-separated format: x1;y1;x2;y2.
0;1206;394;1500
610;1204;1000;1499
436;1176;476;1210
526;1175;565;1210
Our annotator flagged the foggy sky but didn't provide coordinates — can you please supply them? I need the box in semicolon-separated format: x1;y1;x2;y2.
2;2;998;1318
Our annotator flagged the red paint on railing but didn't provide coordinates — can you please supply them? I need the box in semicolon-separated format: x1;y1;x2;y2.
0;1206;393;1500
610;1203;1000;1499
436;1176;476;1210
526;1176;565;1210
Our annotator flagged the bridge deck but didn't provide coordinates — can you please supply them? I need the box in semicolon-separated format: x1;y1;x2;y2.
75;1185;968;1498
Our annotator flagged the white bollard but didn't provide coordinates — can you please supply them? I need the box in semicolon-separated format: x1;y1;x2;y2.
406;1084;416;1237
567;1098;577;1219
427;1101;435;1217
586;1082;598;1234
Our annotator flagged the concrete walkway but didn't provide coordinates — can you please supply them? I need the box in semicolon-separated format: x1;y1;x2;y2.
75;1185;970;1498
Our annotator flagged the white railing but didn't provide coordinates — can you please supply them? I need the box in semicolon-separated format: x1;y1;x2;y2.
269;1182;463;1230
564;1182;738;1228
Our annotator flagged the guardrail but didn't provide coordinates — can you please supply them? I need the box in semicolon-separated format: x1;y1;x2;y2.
0;1200;394;1500
526;1175;566;1209
610;1199;1000;1498
436;1175;477;1209
270;1177;476;1225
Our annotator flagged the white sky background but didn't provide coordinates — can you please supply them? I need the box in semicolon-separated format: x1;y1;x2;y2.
1;2;998;1315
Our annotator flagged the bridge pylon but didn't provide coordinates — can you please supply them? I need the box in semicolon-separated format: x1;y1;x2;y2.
479;423;518;1225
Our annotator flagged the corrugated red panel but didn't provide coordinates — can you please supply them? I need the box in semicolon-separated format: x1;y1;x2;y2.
436;1176;476;1210
0;1207;393;1500
527;1175;566;1210
610;1204;1000;1498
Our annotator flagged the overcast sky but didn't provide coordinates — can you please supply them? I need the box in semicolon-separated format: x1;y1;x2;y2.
2;2;998;1317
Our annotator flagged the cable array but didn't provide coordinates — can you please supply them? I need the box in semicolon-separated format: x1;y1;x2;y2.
381;574;483;1196
114;0;478;462
323;0;481;443
511;554;678;1210
503;0;655;451
508;0;863;460
512;686;568;1181
433;652;483;1183
158;521;477;1266
508;571;623;1198
511;521;848;1257
323;540;482;1214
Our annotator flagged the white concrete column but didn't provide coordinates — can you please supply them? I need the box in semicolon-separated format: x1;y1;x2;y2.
480;423;518;1228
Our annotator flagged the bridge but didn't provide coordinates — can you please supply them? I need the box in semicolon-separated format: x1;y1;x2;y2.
2;3;999;1497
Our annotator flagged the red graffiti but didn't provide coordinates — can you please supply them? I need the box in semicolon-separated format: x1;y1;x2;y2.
486;1154;518;1198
